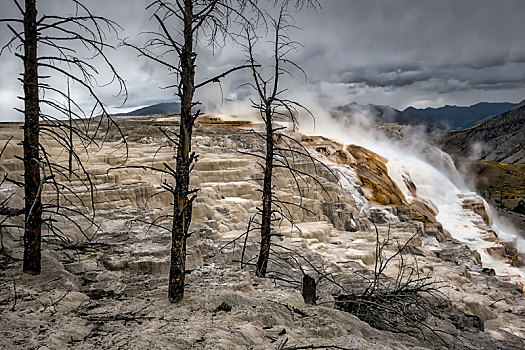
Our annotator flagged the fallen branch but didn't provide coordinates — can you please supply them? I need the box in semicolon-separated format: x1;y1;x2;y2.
80;314;154;322
11;279;17;312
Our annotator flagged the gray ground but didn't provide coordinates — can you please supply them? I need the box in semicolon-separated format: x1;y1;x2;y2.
1;117;525;349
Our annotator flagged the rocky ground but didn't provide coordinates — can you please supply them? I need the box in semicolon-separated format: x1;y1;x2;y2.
1;116;524;349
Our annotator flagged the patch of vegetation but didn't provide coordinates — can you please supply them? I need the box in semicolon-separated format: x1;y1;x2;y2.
465;161;525;212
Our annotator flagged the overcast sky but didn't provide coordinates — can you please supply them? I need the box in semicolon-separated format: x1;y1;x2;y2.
1;0;525;121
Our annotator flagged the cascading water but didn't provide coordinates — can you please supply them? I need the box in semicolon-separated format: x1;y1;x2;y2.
299;108;525;287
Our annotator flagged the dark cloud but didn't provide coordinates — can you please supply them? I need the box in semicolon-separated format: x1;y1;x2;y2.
287;0;525;107
339;59;525;95
1;0;525;121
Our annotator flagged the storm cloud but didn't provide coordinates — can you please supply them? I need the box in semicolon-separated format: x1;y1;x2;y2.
1;0;524;121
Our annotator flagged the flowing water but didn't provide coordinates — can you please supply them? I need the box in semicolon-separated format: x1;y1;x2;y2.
300;111;525;286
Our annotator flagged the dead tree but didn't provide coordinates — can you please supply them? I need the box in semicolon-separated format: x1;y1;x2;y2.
240;7;331;278
0;0;127;274
124;0;277;303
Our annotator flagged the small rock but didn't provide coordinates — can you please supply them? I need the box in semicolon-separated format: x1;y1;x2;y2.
482;268;496;276
215;302;232;312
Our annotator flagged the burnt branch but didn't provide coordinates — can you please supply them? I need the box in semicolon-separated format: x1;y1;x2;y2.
335;222;449;346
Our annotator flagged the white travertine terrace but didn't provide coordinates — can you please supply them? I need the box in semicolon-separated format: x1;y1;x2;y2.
1;116;524;349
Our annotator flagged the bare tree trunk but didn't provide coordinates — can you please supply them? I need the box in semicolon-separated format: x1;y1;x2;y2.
168;0;195;302
256;111;274;277
22;0;42;275
67;79;73;177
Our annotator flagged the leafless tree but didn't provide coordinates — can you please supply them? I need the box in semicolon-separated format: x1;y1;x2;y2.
0;0;127;275
240;6;334;278
123;0;278;303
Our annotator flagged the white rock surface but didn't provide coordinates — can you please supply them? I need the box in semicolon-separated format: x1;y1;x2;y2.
1;117;524;349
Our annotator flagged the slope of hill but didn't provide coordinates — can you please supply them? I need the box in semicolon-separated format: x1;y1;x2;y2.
440;104;525;164
467;161;525;214
113;102;181;116
335;102;516;130
514;99;525;109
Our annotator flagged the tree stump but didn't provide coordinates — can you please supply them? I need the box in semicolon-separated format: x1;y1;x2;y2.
302;274;316;305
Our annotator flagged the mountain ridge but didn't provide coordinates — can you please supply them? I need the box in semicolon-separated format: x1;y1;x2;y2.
334;101;518;130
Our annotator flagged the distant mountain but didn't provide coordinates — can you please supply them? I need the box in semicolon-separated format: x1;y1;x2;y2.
334;103;400;122
440;104;525;164
400;102;516;130
113;102;180;117
335;102;517;130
